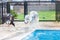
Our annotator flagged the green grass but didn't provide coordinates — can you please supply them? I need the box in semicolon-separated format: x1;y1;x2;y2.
38;11;56;20
16;14;24;20
16;11;56;20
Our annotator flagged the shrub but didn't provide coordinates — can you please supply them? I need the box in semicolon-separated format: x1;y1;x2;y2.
10;10;17;18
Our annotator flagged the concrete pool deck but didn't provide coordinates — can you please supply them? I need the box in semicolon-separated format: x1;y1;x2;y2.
37;22;60;30
0;22;60;40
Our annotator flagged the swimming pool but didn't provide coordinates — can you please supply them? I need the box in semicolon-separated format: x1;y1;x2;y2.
22;30;60;40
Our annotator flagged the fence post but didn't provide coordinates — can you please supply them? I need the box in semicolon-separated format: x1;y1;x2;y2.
56;1;60;21
7;2;10;13
24;1;28;17
2;3;4;24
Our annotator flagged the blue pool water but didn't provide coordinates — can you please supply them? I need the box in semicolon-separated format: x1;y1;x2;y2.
22;30;60;40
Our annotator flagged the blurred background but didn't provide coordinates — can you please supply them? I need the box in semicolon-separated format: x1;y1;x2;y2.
0;0;60;24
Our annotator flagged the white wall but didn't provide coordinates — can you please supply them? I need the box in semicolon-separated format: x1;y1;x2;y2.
10;6;13;10
12;0;53;1
12;0;24;1
40;0;51;1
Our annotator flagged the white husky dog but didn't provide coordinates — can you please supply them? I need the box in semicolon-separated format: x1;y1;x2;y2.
29;11;39;23
24;11;39;24
29;11;39;29
24;11;39;30
24;15;30;24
